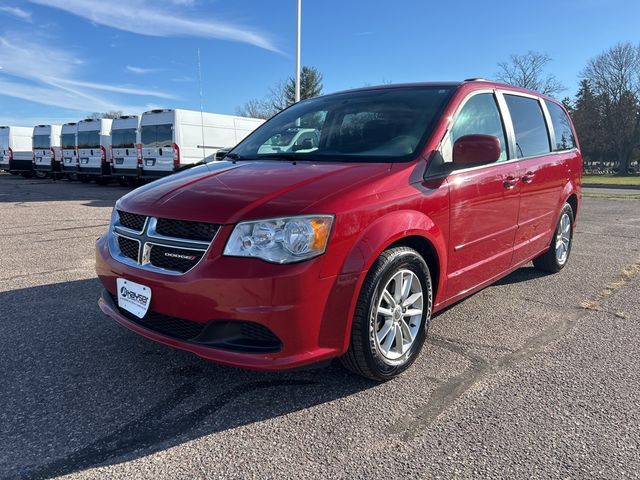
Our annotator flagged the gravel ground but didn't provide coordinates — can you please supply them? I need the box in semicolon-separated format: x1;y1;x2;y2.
1;173;639;479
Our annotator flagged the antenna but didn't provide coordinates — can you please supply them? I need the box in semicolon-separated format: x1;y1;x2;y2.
197;47;206;162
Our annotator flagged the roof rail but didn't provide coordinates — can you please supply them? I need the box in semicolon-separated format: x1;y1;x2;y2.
463;77;487;82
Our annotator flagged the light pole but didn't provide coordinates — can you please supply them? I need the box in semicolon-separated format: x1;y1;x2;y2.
295;0;301;103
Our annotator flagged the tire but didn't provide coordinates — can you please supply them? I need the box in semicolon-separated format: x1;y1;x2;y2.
34;171;49;179
341;246;433;381
94;176;110;186
66;173;79;181
533;203;574;273
79;175;91;183
20;172;33;179
117;176;134;187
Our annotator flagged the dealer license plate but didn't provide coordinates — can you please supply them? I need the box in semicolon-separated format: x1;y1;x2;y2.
116;278;152;319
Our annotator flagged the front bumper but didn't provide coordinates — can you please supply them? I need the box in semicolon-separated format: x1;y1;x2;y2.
95;234;359;370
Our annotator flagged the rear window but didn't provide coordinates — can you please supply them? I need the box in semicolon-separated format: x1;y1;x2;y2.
61;133;76;149
112;128;137;148
141;124;173;148
545;101;576;151
77;131;100;149
504;94;551;158
33;134;50;149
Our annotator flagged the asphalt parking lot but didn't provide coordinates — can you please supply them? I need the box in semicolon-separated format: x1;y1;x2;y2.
1;173;639;479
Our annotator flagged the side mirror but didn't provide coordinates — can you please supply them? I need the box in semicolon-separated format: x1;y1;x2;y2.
452;134;501;166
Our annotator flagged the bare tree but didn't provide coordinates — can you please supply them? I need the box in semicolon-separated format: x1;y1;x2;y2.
581;42;640;175
496;51;565;96
90;110;123;120
237;66;324;119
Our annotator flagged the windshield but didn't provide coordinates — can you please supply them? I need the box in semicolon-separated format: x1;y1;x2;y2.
112;128;137;148
77;131;100;149
141;123;172;148
231;86;454;162
33;134;50;149
61;133;76;149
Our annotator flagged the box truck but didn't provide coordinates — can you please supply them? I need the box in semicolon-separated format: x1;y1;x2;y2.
61;122;79;180
0;126;33;177
33;124;62;179
77;118;113;185
110;115;141;186
139;109;264;179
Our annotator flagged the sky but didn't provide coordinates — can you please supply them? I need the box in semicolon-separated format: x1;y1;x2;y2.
0;0;638;126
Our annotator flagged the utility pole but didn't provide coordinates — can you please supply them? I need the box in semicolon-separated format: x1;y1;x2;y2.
295;0;301;103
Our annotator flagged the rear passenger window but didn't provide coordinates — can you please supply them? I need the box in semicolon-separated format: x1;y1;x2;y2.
545;101;576;151
504;95;551;158
451;93;508;162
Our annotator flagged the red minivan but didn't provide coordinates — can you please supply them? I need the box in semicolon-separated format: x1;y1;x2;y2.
96;80;581;380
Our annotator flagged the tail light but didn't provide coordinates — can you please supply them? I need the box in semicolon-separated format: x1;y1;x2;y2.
100;145;108;163
8;147;13;161
50;147;55;161
172;143;180;167
136;143;142;165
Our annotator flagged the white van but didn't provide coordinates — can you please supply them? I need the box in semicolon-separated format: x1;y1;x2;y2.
110;115;141;184
139;109;264;178
33;125;62;178
257;127;320;154
0;126;33;176
77;118;113;184
61;122;79;179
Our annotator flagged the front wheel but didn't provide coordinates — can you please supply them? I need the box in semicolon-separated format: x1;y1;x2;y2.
341;246;432;381
533;203;574;273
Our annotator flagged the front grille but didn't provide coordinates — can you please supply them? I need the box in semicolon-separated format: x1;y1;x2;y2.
118;210;146;231
155;218;219;242
118;236;139;261
240;323;281;344
111;211;217;275
149;245;204;273
111;294;205;340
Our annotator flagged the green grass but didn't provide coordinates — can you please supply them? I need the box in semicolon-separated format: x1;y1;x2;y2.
582;175;640;186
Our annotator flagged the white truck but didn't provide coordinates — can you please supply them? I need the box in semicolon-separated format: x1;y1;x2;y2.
139;109;264;179
33;124;62;179
77;118;113;184
110;115;141;185
0;126;33;177
60;122;79;180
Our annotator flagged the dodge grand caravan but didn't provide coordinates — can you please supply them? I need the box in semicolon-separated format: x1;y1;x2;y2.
96;80;581;381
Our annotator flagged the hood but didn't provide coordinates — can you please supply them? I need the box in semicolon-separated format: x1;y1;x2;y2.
117;160;392;224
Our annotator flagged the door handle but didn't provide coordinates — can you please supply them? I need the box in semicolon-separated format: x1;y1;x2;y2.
503;176;519;189
522;171;535;183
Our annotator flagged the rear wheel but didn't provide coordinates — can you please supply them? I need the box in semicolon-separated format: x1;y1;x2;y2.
341;246;432;381
20;172;33;179
34;171;49;179
94;176;110;186
533;203;574;273
79;175;91;183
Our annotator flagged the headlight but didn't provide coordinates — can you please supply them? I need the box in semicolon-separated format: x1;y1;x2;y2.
223;215;334;264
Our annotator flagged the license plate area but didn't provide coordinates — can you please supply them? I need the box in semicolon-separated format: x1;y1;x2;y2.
116;278;152;319
144;158;156;166
115;158;124;165
80;158;89;164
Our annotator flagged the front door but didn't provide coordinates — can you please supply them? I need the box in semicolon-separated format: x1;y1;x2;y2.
442;92;521;300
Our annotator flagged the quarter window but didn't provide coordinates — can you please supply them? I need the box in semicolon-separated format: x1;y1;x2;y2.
450;93;508;162
545;101;576;151
504;95;551;157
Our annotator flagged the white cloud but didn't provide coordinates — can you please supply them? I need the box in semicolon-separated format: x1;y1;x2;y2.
0;6;32;22
0;35;176;115
126;65;160;74
28;0;281;53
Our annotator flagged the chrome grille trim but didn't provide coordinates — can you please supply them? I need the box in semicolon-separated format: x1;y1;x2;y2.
108;211;219;275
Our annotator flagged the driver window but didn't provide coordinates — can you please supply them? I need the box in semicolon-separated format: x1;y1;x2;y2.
446;93;508;162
